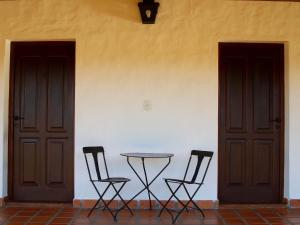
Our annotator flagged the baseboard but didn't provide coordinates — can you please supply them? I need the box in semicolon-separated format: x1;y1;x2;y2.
2;197;294;209
5;202;72;208
289;199;300;208
219;203;287;209
73;199;218;209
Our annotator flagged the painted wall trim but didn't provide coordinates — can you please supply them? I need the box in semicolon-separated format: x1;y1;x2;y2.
289;199;300;208
73;199;218;209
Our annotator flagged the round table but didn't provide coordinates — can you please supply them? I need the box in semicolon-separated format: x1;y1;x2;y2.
121;152;174;209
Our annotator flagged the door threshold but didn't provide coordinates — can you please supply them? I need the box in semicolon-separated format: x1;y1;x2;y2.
5;201;73;208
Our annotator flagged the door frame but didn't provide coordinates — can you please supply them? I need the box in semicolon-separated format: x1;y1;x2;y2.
217;42;285;204
7;41;76;202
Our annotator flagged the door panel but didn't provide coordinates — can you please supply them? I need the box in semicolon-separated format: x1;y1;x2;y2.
226;139;246;185
253;58;273;132
20;57;41;131
225;57;247;132
11;42;75;202
46;139;66;186
19;138;40;186
219;43;284;203
46;58;70;133
253;140;273;185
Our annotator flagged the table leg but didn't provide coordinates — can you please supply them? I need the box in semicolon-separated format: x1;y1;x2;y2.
124;157;172;210
142;158;152;209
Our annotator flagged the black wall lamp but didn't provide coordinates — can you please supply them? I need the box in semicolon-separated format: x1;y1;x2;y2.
138;0;160;24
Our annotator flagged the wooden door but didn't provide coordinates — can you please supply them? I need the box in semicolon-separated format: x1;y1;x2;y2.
218;43;284;203
10;42;75;202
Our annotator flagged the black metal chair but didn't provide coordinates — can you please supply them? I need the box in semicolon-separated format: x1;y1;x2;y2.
159;150;214;224
83;146;133;221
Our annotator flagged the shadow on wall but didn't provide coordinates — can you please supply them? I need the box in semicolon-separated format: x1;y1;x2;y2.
84;0;140;23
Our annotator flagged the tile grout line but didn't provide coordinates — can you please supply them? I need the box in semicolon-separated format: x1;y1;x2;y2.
252;208;272;225
233;209;250;225
1;208;25;225
90;208;104;225
272;209;294;224
67;208;81;225
1;207;300;225
23;208;43;225
272;208;296;225
45;208;64;225
215;209;230;225
93;208;102;225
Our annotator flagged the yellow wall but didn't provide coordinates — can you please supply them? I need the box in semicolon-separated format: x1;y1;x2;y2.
0;0;300;200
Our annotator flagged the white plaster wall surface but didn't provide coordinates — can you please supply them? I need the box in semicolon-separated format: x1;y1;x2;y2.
288;40;300;199
0;40;4;196
0;0;299;200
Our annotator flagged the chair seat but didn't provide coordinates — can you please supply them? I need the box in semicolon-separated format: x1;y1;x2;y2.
101;177;130;183
164;178;202;185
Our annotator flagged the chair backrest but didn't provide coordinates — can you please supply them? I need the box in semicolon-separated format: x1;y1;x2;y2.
83;146;109;181
183;150;214;184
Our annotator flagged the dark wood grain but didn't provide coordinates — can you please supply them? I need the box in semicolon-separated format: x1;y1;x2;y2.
9;42;75;202
218;43;284;203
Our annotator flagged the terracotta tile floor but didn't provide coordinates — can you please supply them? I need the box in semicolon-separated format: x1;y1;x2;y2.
0;207;300;225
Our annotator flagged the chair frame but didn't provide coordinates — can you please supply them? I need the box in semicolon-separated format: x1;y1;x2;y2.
158;150;214;224
83;146;133;221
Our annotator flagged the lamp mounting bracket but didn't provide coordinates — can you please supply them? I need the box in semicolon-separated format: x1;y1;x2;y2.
138;0;160;24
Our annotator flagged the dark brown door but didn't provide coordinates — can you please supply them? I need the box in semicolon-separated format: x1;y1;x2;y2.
218;43;284;203
10;42;75;202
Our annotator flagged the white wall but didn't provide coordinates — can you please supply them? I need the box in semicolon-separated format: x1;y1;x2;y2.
74;37;219;200
0;41;4;197
288;40;300;199
0;0;300;201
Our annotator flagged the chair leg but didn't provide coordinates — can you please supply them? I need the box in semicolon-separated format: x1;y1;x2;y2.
100;181;134;221
111;182;134;216
172;185;203;223
88;182;112;217
102;183;127;221
87;198;101;217
182;184;205;217
165;182;189;213
158;181;183;217
90;182;116;220
172;201;189;224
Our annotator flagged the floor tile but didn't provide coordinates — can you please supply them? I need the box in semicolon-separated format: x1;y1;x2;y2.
0;206;298;225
